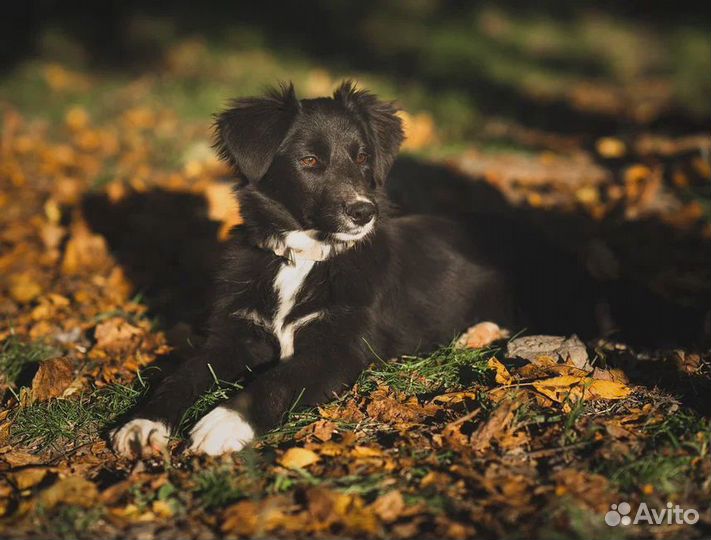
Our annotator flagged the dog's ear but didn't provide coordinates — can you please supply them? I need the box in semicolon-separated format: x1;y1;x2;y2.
214;83;300;183
334;81;404;184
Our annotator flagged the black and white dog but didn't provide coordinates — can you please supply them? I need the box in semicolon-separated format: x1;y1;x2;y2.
111;81;524;457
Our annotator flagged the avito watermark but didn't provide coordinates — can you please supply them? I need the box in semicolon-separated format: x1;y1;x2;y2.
605;501;699;527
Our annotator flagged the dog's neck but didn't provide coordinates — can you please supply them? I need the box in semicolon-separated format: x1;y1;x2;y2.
258;230;355;265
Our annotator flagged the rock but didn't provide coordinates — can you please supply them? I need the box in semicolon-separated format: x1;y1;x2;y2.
506;335;591;370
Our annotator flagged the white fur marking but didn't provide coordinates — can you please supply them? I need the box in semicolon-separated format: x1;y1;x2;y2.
354;195;374;204
273;258;316;359
275;311;323;359
332;217;375;242
282;230;331;261
189;406;254;455
232;308;270;329
111;419;169;458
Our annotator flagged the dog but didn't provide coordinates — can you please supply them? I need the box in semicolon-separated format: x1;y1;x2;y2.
112;81;579;458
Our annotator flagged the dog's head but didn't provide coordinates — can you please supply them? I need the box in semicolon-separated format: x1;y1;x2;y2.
214;81;403;243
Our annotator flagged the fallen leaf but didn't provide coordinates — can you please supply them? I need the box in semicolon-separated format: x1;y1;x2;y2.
596;137;626;158
221;500;259;535
151;499;174;518
532;375;631;410
61;222;110;275
39;476;98;509
366;386;439;426
350;445;383;459
279;447;320;469
471;400;516;452
10;468;48;490
457;321;509;349
371;490;405;523
8;273;42;304
31;357;74;401
94;317;143;352
488;357;512;385
432;391;478;404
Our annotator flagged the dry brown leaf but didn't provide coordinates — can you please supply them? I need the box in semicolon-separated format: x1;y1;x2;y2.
31;357;74;401
596;137;626;158
8;273;42;304
9;468;48;490
371;490;405;523
488;357;512;385
432;391;478;404
366;386;439;426
532;375;631;411
553;469;612;513
350;445;383;459
319;398;365;423
94;317;143;352
1;450;42;468
297;419;337;442
61;223;111;275
39;476;98;509
457;321;509;349
471;400;516;452
221;500;259;535
279;447;320;469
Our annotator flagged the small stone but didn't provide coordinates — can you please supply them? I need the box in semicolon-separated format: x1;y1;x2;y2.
506;334;591;370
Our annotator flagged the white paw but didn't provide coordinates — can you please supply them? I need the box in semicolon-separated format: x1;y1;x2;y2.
189;406;255;456
111;419;170;458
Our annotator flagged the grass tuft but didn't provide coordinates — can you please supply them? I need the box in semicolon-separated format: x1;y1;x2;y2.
357;343;494;395
178;363;242;434
10;380;146;451
0;335;59;387
192;466;245;509
36;505;103;540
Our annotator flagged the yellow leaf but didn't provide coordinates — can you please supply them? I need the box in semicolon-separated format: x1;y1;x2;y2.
8;273;42;304
10;469;47;490
279;447;320;469
39;476;98;509
532;375;631;405
432;391;478;404
152;500;174;519
488;357;512;385
586;379;632;400
350;445;383;458
596;137;626;158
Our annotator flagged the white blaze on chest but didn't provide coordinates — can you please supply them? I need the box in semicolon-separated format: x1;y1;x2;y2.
272;259;320;359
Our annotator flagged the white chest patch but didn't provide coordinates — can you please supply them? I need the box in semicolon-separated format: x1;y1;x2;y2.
271;258;320;359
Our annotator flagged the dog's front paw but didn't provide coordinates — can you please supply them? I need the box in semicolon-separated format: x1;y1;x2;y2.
189;406;255;456
111;419;170;459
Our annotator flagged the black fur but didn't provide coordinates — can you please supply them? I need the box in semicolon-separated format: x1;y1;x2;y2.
117;82;586;443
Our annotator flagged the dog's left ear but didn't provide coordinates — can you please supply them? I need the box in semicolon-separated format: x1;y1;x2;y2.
334;81;404;184
214;83;301;183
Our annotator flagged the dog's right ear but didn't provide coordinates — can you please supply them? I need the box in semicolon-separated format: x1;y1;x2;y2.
214;83;300;183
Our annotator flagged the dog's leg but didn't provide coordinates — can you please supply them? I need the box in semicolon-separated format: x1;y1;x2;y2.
111;326;276;458
188;343;366;455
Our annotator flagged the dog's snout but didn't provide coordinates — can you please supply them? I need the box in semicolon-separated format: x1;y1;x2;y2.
345;201;376;226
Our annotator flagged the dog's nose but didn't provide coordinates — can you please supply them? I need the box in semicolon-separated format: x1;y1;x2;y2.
345;201;376;226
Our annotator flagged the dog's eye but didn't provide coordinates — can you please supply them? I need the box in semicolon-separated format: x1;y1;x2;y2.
355;152;368;165
299;156;319;168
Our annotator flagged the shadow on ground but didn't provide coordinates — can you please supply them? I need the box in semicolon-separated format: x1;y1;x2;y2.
83;158;709;346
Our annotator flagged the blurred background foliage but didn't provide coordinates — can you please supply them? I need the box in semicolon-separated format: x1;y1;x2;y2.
1;1;709;336
1;0;709;149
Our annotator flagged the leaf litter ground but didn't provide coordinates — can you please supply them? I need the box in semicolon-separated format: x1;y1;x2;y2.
1;27;710;539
